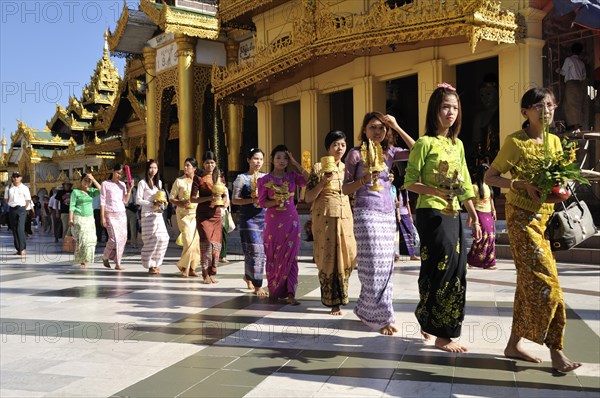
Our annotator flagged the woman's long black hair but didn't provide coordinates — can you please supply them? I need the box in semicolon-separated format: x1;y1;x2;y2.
144;159;160;189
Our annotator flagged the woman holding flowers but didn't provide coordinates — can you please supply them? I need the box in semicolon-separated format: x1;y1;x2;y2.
258;144;308;305
485;87;581;373
404;84;481;352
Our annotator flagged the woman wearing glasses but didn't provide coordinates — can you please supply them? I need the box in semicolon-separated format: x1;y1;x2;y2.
342;112;415;335
69;173;101;268
485;87;581;373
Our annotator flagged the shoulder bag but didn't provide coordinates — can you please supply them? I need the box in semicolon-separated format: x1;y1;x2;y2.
545;189;596;251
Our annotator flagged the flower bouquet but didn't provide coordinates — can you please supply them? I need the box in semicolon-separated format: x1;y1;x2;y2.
514;119;588;203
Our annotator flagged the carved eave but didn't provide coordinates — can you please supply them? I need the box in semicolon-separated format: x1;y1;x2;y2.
212;0;519;101
46;104;68;131
127;85;146;122
109;5;158;56
66;97;96;120
140;0;219;40
95;79;127;131
219;0;284;27
83;135;123;154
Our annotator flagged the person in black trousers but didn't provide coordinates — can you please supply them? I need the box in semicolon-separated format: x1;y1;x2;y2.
4;172;31;256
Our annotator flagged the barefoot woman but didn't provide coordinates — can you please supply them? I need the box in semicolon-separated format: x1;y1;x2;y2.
485;87;581;372
232;148;268;296
404;84;481;351
305;131;356;315
342;112;415;335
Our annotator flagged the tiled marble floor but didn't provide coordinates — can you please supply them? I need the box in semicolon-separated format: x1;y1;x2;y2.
0;230;598;397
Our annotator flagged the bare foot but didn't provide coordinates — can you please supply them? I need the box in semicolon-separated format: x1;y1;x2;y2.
550;349;581;373
181;269;189;277
189;270;199;277
243;276;255;290
255;287;268;296
203;276;212;284
421;331;432;341
330;306;343;316
115;265;126;271
435;337;467;352
504;344;542;363
79;263;87;269
286;295;300;305
103;259;111;269
410;255;421;261
379;324;397;335
209;276;219;284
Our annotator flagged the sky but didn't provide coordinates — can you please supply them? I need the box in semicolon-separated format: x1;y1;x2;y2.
0;0;140;144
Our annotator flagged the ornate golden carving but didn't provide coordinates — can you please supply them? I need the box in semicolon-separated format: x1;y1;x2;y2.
140;0;219;40
213;0;518;100
108;3;129;52
219;0;274;23
127;85;147;122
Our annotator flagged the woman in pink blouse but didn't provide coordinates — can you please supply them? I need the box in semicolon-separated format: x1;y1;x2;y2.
100;164;132;270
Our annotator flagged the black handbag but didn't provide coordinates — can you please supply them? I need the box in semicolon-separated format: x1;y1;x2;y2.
545;192;596;251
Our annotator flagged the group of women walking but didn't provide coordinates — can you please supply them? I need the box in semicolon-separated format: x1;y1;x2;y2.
65;84;580;373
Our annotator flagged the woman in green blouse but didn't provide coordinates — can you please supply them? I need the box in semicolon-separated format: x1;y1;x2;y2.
405;84;481;353
69;173;101;268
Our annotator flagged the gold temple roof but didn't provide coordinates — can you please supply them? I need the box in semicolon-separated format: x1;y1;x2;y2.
109;0;219;55
46;35;121;137
212;0;519;100
139;0;219;40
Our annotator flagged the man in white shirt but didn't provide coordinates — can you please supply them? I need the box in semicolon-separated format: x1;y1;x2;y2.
560;42;587;129
4;172;31;255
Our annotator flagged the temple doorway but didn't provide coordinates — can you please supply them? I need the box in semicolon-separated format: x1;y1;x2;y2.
456;57;499;170
330;89;353;160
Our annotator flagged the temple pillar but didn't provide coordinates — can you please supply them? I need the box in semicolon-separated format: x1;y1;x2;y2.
255;99;283;168
498;38;545;146
225;40;242;171
143;47;157;160
176;34;196;170
300;89;329;161
352;75;385;146
415;59;455;136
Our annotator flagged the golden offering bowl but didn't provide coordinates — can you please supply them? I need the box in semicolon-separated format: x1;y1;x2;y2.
360;140;387;192
320;156;336;190
265;180;291;211
211;178;226;207
181;190;193;209
250;172;260;207
153;190;167;204
434;161;465;217
153;190;168;213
